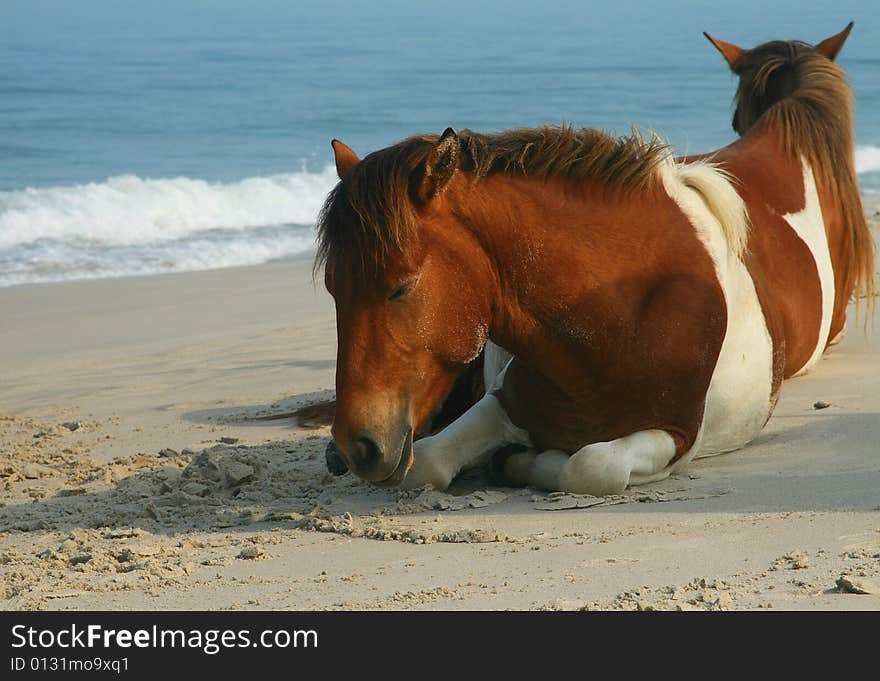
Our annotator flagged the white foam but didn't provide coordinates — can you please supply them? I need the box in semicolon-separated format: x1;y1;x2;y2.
0;167;337;249
0;167;339;286
856;145;880;175
0;224;317;288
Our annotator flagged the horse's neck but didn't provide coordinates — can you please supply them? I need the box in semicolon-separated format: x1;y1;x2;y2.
713;125;809;209
455;174;667;358
723;117;857;221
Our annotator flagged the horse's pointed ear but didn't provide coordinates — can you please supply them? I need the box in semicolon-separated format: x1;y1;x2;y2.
815;22;854;61
420;127;460;201
331;139;360;179
703;32;746;70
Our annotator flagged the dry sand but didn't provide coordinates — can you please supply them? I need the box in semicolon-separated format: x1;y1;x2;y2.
2;203;880;612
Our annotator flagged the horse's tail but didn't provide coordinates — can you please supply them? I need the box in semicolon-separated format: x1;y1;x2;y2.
827;156;875;319
665;157;751;260
848;180;876;318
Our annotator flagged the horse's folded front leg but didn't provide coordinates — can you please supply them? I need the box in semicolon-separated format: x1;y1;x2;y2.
498;430;680;496
401;393;531;490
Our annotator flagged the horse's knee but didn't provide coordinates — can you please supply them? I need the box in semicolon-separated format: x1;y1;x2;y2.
559;442;631;496
492;449;537;487
498;448;569;490
401;437;454;490
531;450;569;490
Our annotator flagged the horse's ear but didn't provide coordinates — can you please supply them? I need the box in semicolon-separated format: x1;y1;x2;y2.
703;32;746;70
331;139;360;179
420;127;460;201
815;22;854;61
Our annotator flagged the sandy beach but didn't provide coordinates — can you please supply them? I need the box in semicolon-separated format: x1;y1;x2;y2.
1;202;879;612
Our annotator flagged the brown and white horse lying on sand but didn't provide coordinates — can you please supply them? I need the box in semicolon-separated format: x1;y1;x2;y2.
319;24;873;494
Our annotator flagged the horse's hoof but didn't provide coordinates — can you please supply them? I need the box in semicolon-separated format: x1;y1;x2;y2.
325;441;349;476
489;443;530;485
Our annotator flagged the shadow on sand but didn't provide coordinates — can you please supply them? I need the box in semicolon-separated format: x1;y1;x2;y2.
180;389;335;429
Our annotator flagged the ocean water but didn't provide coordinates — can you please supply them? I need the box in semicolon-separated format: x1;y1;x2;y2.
2;0;879;287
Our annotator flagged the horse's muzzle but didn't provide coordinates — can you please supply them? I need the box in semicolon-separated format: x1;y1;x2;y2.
371;427;414;489
324;441;349;476
329;426;413;487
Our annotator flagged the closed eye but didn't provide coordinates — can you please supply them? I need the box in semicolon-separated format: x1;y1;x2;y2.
388;287;407;301
387;278;418;302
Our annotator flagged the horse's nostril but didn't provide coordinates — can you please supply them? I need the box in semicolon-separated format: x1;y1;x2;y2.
354;435;382;469
325;441;349;476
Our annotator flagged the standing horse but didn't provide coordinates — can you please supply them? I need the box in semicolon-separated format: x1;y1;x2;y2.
319;24;872;494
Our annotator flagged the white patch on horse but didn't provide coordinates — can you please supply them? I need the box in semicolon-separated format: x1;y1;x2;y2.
401;393;530;490
483;340;513;394
782;161;835;376
523;430;679;495
661;157;774;462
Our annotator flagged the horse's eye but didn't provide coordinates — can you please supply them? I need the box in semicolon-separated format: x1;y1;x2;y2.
388;284;410;302
387;278;417;302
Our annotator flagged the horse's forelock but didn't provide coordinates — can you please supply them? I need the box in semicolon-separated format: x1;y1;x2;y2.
315;139;435;281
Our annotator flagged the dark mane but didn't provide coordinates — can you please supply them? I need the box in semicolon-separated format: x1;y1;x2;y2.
316;126;669;275
732;40;875;310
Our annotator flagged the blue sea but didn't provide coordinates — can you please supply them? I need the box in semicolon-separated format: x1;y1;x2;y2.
2;0;879;287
